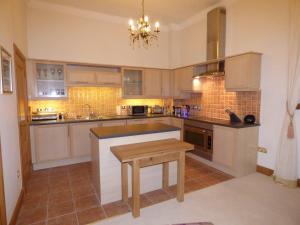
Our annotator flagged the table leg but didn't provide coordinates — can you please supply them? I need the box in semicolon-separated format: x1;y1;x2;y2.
121;163;128;202
177;152;185;202
132;160;140;217
162;162;169;190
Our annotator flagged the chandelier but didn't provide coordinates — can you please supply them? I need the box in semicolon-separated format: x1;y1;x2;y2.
128;0;160;48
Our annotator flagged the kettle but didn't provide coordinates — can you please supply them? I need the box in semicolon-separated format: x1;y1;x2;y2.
244;115;256;124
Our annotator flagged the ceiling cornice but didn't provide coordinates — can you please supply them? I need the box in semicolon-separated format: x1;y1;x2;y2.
27;0;235;32
27;0;171;31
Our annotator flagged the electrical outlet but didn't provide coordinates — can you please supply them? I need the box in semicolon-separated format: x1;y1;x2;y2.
257;147;268;153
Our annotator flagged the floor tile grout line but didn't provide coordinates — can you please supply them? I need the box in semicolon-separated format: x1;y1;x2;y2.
19;160;232;225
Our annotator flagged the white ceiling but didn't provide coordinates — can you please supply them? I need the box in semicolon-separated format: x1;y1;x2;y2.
34;0;220;24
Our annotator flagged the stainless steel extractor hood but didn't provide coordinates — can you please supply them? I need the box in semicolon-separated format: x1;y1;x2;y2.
194;7;226;78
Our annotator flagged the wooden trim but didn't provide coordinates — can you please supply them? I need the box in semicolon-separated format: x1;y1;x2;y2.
0;139;7;225
256;165;274;176
13;44;32;188
296;104;300;110
13;44;25;61
8;188;24;225
256;165;300;187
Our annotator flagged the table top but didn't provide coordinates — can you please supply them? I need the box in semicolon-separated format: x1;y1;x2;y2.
111;138;194;163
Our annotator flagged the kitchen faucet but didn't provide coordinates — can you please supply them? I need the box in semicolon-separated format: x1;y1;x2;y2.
82;104;93;119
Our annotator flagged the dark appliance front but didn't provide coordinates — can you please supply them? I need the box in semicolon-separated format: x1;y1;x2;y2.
184;120;213;161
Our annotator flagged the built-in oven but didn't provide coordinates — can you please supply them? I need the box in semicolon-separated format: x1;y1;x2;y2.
183;120;213;161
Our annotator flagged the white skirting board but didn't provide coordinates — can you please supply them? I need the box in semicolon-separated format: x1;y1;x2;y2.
32;155;91;170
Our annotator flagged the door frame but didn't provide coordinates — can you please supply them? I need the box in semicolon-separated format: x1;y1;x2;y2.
13;44;32;188
0;137;7;225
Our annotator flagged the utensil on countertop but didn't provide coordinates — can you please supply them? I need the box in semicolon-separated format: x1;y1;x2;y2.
225;108;241;123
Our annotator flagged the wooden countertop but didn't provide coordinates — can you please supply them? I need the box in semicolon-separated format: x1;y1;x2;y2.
90;123;180;139
111;138;194;163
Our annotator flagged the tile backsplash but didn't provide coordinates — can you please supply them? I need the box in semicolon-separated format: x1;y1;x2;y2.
29;87;168;117
175;77;261;121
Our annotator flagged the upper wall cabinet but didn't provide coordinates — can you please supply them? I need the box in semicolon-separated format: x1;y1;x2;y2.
122;68;144;98
66;65;121;87
173;68;191;99
161;70;173;98
225;52;262;91
179;66;194;92
143;69;162;98
27;60;67;100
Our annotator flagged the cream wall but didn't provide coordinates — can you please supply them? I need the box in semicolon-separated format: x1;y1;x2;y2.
0;0;27;221
27;2;170;68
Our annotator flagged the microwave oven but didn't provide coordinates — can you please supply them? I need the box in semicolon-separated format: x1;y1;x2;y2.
127;105;148;116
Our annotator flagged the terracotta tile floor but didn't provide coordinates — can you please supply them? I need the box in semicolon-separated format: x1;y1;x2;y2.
17;156;233;225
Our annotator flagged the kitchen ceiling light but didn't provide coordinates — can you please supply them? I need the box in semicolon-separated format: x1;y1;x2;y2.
128;0;160;48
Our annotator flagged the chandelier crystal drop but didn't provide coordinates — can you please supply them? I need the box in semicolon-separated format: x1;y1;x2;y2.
128;0;160;48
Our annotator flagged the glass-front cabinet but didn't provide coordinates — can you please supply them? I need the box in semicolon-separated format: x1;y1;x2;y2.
28;61;67;99
122;68;143;97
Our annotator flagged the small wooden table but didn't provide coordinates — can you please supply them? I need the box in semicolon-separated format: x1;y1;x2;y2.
111;138;194;217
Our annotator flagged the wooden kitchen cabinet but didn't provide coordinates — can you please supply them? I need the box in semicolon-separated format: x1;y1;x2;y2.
69;122;99;157
179;66;194;92
122;68;144;98
161;70;173;98
95;71;121;87
225;52;262;91
66;66;96;85
144;69;162;97
27;60;67;100
213;125;259;177
67;65;121;87
173;69;190;99
32;124;70;162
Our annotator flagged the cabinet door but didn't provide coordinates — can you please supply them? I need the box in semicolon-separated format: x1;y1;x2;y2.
69;122;98;157
34;124;70;162
161;70;173;98
225;53;261;91
95;71;121;87
67;68;96;85
122;69;143;97
173;69;190;99
127;119;149;125
144;69;162;97
101;120;126;127
180;66;194;92
213;125;236;168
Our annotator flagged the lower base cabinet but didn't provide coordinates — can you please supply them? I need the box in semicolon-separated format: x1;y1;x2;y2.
213;125;259;177
69;122;99;157
32;124;70;162
30;117;183;169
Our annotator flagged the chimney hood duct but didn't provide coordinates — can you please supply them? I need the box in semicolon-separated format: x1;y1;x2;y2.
195;7;226;78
